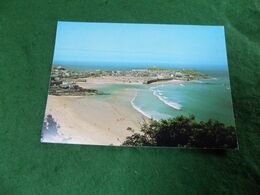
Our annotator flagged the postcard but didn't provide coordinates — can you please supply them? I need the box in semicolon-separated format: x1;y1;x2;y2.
41;21;238;149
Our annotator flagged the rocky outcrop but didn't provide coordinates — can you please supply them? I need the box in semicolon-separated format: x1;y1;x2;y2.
49;85;99;96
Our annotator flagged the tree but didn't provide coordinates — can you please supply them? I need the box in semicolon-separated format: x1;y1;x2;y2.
122;115;237;149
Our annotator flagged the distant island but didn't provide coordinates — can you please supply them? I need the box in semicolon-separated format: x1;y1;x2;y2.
49;65;208;96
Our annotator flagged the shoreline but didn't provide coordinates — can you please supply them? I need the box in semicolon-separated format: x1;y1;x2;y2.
76;76;185;89
42;88;148;146
42;77;189;145
130;93;152;119
42;75;231;146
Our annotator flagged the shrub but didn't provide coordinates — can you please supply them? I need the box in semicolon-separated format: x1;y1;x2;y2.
122;115;237;149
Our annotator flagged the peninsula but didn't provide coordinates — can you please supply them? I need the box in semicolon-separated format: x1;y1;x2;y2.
49;65;208;96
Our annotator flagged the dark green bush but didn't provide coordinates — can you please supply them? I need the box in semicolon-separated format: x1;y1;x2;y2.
122;115;237;149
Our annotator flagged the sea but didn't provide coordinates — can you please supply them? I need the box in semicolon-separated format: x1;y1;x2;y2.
131;77;235;126
61;64;236;126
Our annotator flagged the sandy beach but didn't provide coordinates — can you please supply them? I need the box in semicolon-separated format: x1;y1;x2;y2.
76;76;185;88
42;76;185;145
42;87;146;146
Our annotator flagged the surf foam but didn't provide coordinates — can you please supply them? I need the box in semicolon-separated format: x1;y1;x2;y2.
151;87;182;110
131;94;152;119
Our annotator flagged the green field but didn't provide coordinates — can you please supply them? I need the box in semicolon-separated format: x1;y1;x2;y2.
0;0;259;194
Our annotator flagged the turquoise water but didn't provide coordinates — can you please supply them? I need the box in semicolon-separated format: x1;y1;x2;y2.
94;70;236;126
133;78;235;125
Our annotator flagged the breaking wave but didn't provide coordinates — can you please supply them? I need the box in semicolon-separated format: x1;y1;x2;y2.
131;93;173;120
150;87;182;110
131;94;152;119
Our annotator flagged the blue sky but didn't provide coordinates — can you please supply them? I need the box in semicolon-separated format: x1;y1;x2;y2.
53;21;228;69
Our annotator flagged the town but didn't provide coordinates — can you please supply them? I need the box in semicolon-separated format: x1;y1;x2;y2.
49;65;208;96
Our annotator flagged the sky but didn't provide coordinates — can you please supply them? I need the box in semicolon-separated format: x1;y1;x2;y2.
53;21;228;69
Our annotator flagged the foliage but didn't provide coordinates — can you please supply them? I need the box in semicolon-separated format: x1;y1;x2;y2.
147;66;177;71
42;114;59;137
123;115;237;149
146;66;207;78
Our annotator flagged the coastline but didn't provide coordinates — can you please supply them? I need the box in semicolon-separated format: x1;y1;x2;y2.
42;76;188;145
42;68;236;146
42;88;147;146
76;76;184;89
130;93;152;119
